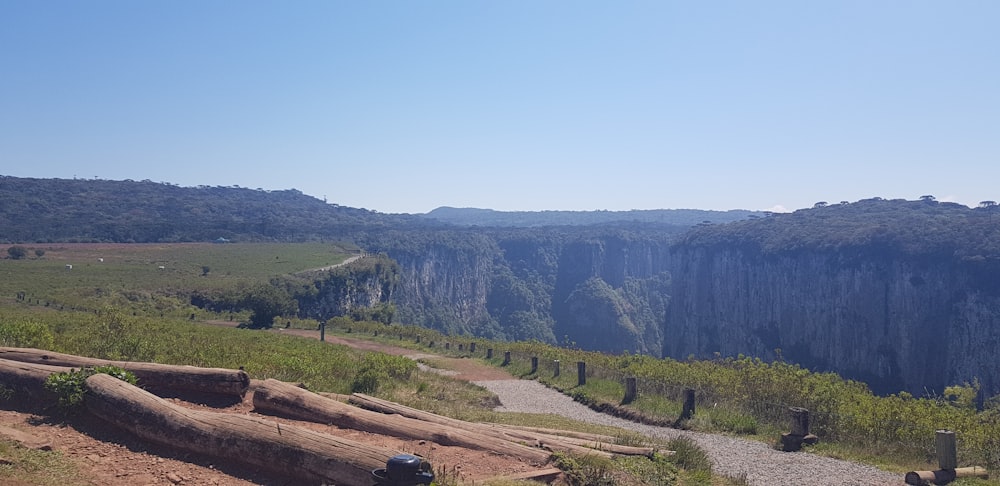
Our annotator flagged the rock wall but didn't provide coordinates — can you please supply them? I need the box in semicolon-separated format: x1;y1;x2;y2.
665;245;1000;395
364;229;676;353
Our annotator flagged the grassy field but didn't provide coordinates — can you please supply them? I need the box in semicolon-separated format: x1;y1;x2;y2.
0;242;735;486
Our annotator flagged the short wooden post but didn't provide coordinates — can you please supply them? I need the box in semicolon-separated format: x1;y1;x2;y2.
445;342;450;350
530;356;538;374
415;335;421;344
781;407;818;452
486;348;493;359
470;342;476;354
374;330;378;337
680;388;695;420
936;430;957;470
458;343;464;351
502;351;511;366
319;321;325;342
577;361;586;386
553;360;561;377
790;407;810;436
428;341;434;348
623;377;638;404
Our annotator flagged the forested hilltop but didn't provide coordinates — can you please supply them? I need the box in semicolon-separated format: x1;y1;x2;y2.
0;176;431;243
422;206;758;227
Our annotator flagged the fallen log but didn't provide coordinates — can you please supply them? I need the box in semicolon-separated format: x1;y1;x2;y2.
498;424;622;443
348;393;637;457
905;467;989;485
0;347;249;397
84;373;395;486
252;379;553;464
0;358;68;404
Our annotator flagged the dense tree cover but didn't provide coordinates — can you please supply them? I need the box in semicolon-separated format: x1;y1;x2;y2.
421;206;759;227
0;176;434;243
677;197;1000;261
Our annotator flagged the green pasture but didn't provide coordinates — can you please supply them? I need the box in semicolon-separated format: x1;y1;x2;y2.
0;242;356;312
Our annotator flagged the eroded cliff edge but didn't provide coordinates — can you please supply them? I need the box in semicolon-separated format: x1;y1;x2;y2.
666;199;1000;395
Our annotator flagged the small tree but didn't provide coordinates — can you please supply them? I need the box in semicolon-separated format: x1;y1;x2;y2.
242;284;297;328
6;246;27;260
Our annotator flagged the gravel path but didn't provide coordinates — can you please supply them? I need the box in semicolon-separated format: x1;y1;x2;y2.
474;379;902;486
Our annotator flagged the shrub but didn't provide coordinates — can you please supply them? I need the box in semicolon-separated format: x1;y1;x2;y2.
44;366;137;410
0;320;55;349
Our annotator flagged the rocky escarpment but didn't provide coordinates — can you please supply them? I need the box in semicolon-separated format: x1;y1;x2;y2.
666;200;1000;396
359;228;679;354
295;255;400;322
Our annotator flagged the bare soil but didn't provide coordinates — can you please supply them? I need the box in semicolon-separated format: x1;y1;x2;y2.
0;325;546;485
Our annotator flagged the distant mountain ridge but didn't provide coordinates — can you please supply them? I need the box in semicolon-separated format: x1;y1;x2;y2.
0;176;431;243
422;206;759;227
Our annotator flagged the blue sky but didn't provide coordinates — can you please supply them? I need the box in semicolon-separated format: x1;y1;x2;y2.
2;1;997;214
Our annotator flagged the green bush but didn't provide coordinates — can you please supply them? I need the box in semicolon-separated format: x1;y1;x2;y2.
43;366;137;410
0;319;55;349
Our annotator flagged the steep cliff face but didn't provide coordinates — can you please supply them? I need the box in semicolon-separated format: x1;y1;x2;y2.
550;237;673;354
666;245;1000;395
296;255;400;321
360;228;677;353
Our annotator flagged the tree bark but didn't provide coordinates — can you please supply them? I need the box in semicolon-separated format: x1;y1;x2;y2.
0;347;249;397
252;379;553;464
84;373;394;486
905;466;989;485
347;393;632;458
0;358;66;404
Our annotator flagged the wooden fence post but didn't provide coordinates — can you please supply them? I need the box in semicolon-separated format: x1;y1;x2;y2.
781;407;818;452
415;335;421;344
577;361;586;386
486;348;493;359
680;389;695;420
445;342;450;350
623;377;637;404
530;357;538;374
936;430;957;470
553;360;560;377
319;321;325;342
502;351;511;366
790;407;810;436
470;342;476;354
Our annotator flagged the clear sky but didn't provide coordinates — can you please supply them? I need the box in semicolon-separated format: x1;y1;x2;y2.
2;1;997;214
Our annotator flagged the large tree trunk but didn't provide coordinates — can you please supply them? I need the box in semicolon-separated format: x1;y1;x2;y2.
84;373;395;486
0;358;66;404
252;379;553;464
0;347;249;397
348;393;659;457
